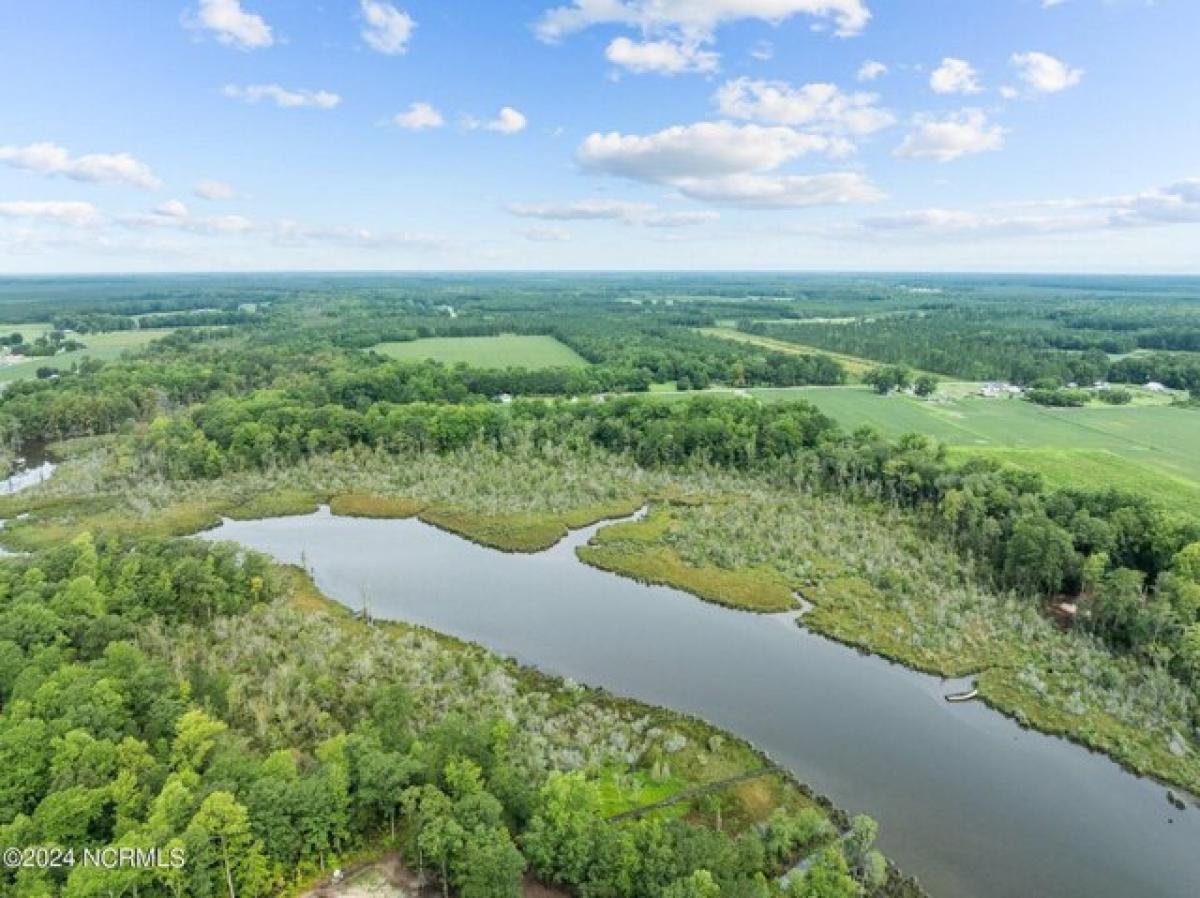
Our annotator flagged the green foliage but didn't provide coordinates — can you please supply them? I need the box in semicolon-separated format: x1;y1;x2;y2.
863;366;912;395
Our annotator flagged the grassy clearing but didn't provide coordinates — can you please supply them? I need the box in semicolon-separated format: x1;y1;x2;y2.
947;447;1200;515
0;328;176;384
373;334;587;369
749;385;1200;502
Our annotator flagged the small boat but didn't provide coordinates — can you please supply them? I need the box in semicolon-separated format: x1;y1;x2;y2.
945;688;979;703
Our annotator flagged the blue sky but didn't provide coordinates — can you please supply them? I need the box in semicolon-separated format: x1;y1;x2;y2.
1;0;1198;273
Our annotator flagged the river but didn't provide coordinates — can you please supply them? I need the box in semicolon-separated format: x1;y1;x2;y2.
202;506;1200;898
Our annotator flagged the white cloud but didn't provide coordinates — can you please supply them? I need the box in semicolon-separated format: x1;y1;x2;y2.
579;122;848;181
857;60;887;82
714;78;894;135
1011;51;1083;94
223;84;342;109
392;102;445;130
360;1;415;55
855;179;1200;240
194;180;239;200
1041;0;1069;7
0;142;161;190
0;200;103;227
930;57;982;95
271;220;447;251
750;40;774;61
536;0;873;42
676;172;882;207
508;199;719;226
605;37;719;75
482;107;528;134
577;121;878;208
643;209;721;227
186;0;274;50
121;202;253;234
894;109;1005;162
518;226;572;242
155;199;190;219
508;199;654;221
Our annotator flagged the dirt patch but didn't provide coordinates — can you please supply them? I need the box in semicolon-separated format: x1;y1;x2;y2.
298;856;570;898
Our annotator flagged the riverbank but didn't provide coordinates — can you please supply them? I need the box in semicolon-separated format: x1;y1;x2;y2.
255;566;923;897
206;502;1200;898
575;496;1200;798
2;443;1196;800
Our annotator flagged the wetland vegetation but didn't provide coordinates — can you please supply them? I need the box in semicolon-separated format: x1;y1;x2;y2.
0;273;1198;898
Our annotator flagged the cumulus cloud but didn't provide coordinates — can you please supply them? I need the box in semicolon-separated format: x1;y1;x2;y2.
185;0;274;50
194;180;239;201
577;121;879;208
930;57;982;95
536;0;872;42
675;172;882;207
856;178;1200;240
508;198;719;226
0;142;161;190
1011;51;1083;94
360;1;415;54
579;122;848;180
714;78;894;135
392;102;445;130
606;37;719;75
857;60;887;82
223;84;342;109
893;109;1005;162
466;107;527;134
0;200;103;227
121;201;253;234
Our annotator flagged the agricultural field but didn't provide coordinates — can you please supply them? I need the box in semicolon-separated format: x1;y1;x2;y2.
700;326;882;380
0;327;177;385
374;334;587;369
750;386;1200;510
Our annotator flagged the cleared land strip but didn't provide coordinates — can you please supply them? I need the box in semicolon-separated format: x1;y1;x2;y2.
605;766;782;822
700;326;946;380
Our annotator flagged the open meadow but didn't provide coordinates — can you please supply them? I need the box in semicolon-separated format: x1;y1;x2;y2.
0;327;177;384
374;334;587;369
749;386;1200;512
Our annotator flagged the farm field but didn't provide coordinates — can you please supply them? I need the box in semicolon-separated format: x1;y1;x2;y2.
373;334;587;369
700;326;942;380
748;386;1200;509
0;328;176;385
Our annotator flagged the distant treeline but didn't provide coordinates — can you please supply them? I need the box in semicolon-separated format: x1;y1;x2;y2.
51;308;257;333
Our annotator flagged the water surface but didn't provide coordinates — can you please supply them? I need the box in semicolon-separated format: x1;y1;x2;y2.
204;508;1200;898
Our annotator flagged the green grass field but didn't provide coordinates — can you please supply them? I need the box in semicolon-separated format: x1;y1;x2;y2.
0;328;175;385
748;386;1200;511
373;334;587;369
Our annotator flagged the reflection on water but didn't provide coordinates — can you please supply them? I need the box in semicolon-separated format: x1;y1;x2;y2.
204;507;1200;898
0;461;55;494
